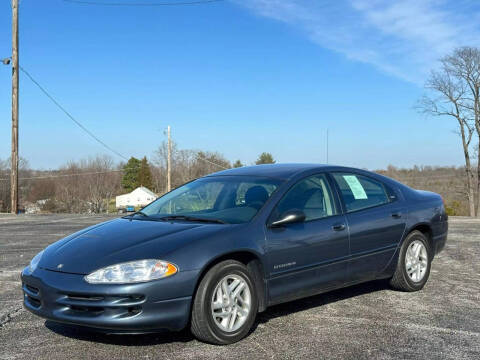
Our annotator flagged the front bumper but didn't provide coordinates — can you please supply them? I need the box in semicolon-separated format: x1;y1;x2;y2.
21;267;197;332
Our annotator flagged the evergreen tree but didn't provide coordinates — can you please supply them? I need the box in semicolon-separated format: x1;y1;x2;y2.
233;160;244;168
138;156;153;189
255;152;276;165
121;157;141;192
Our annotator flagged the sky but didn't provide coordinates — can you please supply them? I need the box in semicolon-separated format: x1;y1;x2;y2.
1;0;480;170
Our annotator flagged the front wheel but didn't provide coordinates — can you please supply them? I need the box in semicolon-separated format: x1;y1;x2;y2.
191;260;258;344
390;230;432;292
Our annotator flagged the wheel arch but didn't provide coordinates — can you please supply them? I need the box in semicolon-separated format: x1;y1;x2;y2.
387;223;433;291
378;222;435;279
194;250;268;312
407;223;434;255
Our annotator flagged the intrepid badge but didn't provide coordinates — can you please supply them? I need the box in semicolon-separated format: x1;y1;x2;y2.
273;262;296;270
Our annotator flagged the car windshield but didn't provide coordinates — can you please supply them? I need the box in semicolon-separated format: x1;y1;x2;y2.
138;176;282;224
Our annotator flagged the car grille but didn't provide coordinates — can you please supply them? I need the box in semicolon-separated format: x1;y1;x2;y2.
57;293;145;318
22;283;41;308
22;280;145;319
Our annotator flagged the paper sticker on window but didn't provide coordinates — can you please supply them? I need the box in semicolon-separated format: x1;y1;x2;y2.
343;175;367;200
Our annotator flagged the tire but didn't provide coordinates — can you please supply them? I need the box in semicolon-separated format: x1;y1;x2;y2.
191;260;258;345
390;230;432;292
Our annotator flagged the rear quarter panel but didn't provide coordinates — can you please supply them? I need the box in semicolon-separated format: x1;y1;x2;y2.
403;189;448;255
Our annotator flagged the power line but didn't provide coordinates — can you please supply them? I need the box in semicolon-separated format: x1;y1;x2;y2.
1;164;471;182
0;150;229;182
19;66;229;171
62;0;224;6
195;154;229;169
0;169;124;181
0;164;146;182
19;66;128;161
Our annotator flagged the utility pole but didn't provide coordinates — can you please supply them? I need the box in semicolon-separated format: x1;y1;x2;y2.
167;125;171;192
11;0;19;214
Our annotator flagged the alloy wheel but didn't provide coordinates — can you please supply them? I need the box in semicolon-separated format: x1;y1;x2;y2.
405;240;428;282
211;274;252;332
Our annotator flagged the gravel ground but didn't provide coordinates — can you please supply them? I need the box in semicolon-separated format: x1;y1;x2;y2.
0;214;479;359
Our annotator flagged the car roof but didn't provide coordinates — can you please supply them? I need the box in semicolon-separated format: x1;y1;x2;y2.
205;163;342;180
204;163;411;194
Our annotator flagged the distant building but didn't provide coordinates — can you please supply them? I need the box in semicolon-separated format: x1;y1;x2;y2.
115;187;157;209
24;199;48;214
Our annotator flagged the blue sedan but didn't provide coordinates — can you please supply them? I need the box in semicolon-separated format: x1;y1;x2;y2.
22;164;448;344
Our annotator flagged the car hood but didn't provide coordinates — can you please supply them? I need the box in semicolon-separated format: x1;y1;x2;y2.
40;218;230;275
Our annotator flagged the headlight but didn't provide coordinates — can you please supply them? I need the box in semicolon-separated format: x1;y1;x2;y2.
84;259;178;284
29;250;44;273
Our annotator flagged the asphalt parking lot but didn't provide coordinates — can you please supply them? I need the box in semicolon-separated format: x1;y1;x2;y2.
0;214;479;359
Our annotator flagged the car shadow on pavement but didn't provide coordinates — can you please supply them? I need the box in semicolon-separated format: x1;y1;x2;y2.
253;280;389;330
44;322;195;345
45;280;389;346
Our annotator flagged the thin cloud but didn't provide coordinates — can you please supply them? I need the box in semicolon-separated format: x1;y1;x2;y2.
236;0;480;84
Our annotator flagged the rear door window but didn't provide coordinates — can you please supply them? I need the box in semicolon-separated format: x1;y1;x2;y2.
332;173;389;213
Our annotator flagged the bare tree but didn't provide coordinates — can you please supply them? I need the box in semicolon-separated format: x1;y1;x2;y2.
153;140;183;192
81;155;119;213
49;155;120;213
442;47;480;216
0;158;9;212
27;178;55;204
153;141;230;193
418;47;479;216
54;162;84;213
0;157;31;212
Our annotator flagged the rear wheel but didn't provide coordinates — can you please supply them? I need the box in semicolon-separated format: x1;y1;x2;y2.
390;230;431;292
191;260;258;344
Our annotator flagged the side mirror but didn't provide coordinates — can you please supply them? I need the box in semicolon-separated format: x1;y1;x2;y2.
269;210;306;228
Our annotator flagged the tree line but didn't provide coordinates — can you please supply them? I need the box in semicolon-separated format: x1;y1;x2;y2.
0;148;475;216
378;165;475;216
0;147;276;214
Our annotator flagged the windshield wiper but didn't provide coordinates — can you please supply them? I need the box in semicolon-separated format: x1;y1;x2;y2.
124;211;149;219
158;215;227;224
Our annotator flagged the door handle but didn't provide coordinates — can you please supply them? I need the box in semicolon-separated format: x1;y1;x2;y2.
332;223;346;231
391;212;402;219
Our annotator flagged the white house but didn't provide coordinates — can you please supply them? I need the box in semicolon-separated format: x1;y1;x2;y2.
116;187;157;209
